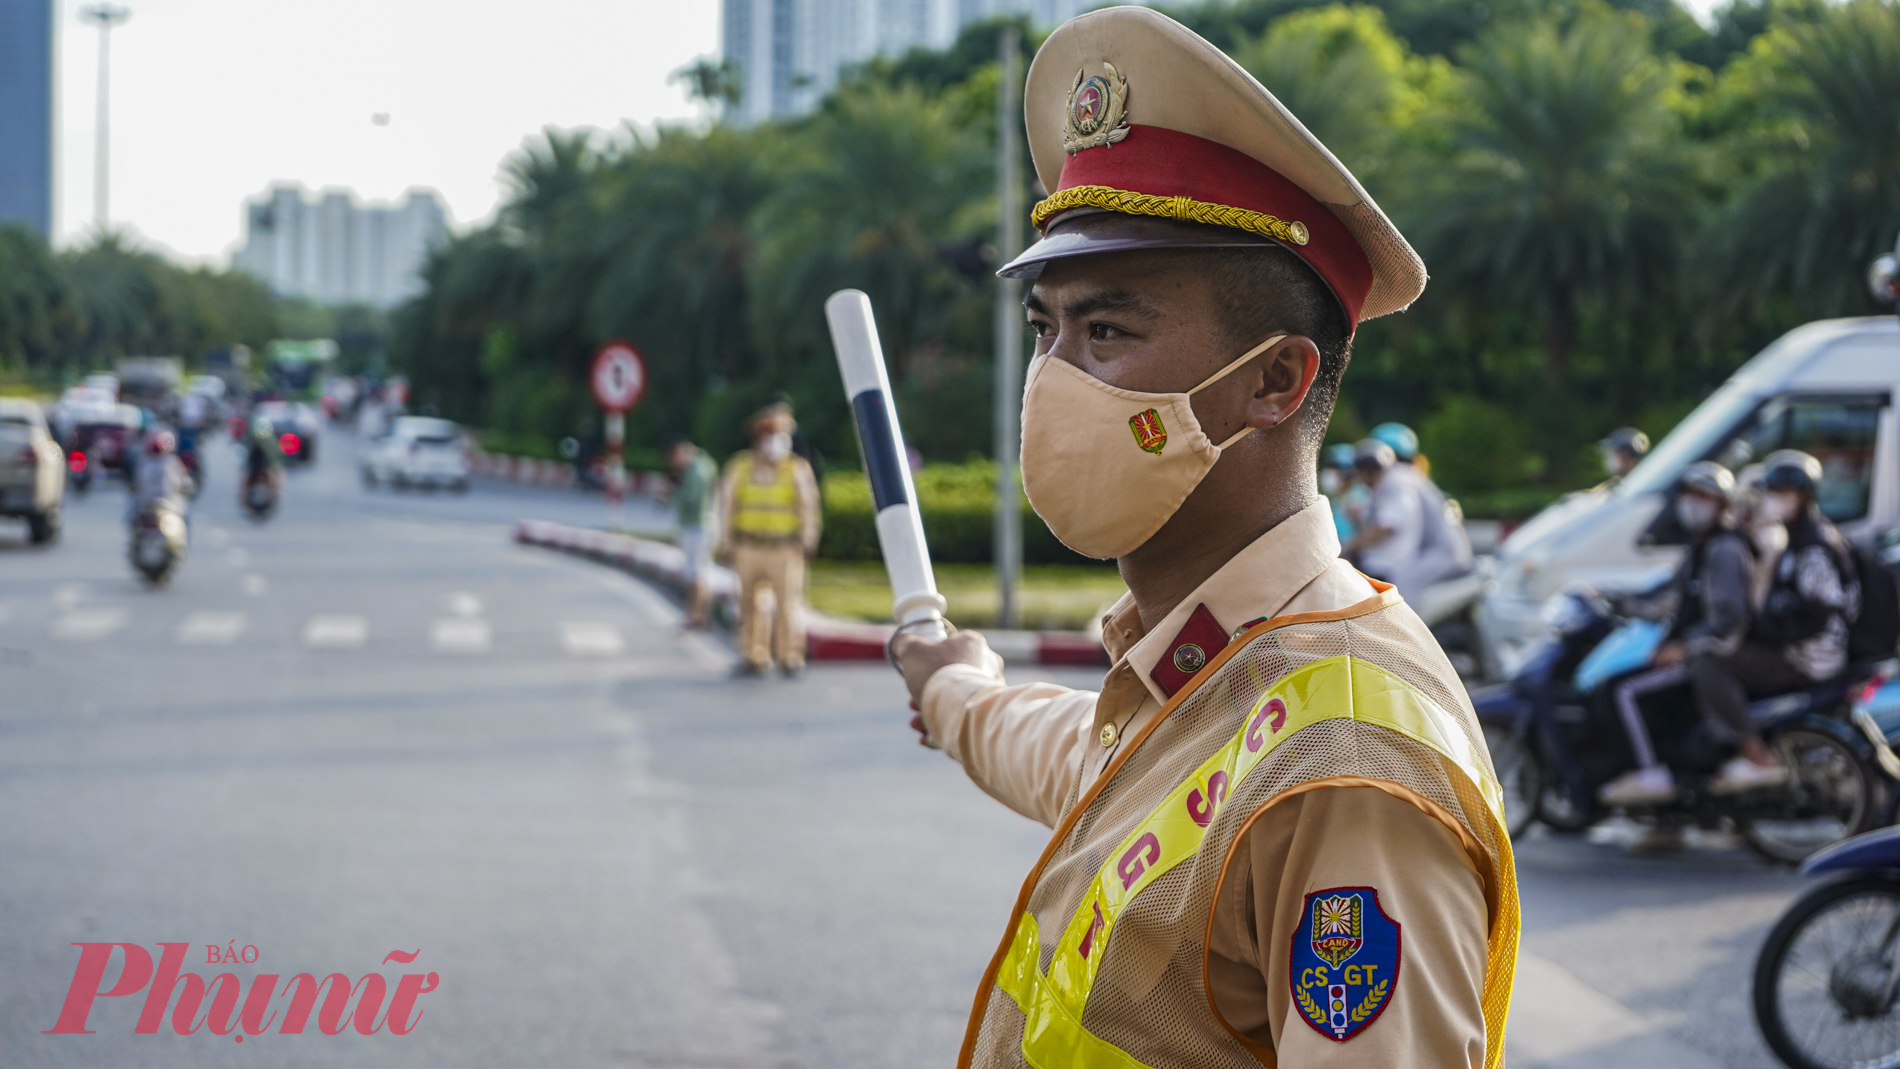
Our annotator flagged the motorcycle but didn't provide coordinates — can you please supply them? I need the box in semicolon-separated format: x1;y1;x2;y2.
242;470;278;522
1472;587;1890;863
176;430;202;499
1753;669;1900;1069
129;502;187;586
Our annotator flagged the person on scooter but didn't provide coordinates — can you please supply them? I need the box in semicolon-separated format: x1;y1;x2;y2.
243;418;283;496
132;430;189;514
1319;442;1362;543
1598;461;1757;805
1600;427;1650;483
1347;435;1470;601
1707;451;1863;774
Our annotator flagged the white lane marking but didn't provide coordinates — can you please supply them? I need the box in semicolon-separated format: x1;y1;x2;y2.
560;621;624;657
226;547;250;568
1507;951;1726;1069
431;617;491;653
241;574;268;596
445;592;482;618
304;615;367;648
176;611;246;645
54;584;88;611
52;608;129;641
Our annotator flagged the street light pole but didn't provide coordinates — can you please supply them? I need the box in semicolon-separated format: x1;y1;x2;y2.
992;28;1025;630
80;3;131;233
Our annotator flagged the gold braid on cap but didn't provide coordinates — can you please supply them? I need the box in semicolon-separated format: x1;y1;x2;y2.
1030;185;1310;247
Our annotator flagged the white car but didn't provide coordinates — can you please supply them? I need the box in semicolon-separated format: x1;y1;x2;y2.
0;399;66;543
1476;316;1899;678
362;417;469;491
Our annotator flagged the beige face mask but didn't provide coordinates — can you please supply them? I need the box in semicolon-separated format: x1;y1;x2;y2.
1020;335;1286;559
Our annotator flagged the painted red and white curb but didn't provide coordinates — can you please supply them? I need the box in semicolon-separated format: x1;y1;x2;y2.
469;451;672;494
514;519;1108;667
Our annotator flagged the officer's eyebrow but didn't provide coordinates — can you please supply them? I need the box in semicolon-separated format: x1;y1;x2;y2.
1023;287;1160;321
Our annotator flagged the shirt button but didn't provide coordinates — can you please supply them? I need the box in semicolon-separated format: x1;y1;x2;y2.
1099;722;1119;748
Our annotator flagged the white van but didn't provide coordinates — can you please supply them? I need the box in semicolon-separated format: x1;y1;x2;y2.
1476;315;1899;677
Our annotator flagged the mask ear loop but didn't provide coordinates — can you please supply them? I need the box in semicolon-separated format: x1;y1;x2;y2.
1187;334;1287;450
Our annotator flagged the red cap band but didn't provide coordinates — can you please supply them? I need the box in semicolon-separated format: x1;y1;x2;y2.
1047;125;1374;325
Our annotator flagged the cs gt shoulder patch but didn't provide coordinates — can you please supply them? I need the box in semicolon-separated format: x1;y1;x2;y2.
1289;886;1401;1042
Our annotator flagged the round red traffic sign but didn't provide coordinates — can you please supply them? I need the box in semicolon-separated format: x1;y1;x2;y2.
590;341;646;413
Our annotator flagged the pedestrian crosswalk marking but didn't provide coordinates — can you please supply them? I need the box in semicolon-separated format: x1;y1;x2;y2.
177;611;246;645
432;617;490;653
446;592;481;618
560;621;624;656
304;615;367;648
241;574;268;596
227;548;250;569
52;608;129;641
54;584;87;611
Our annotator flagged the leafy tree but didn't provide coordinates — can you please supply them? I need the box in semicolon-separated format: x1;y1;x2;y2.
0;223;76;373
1705;0;1900;321
1406;9;1703;383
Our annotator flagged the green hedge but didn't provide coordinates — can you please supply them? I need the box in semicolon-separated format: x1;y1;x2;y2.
820;460;1091;565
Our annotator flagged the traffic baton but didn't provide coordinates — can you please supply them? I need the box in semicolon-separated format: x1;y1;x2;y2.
824;289;949;644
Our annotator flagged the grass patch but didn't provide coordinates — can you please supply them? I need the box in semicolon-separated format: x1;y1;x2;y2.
807;561;1126;631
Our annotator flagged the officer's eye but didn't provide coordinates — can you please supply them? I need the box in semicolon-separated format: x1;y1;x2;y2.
1089;322;1122;341
1028;318;1052;338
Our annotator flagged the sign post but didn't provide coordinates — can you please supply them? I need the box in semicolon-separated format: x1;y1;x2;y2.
590;340;647;521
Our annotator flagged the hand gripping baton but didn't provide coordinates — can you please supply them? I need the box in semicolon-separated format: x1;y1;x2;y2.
824;289;949;647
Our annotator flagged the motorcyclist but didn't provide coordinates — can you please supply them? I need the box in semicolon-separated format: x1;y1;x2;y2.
1600;427;1650;482
243;418;284;498
1697;450;1863;790
131;430;190;529
1598;461;1757;805
1319;442;1362;543
1346;432;1471;601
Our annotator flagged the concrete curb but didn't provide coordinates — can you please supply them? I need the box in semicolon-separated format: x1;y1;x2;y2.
468;450;671;494
514;519;1108;667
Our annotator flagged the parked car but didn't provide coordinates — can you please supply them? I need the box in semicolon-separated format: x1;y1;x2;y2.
1476;316;1899;679
248;401;322;465
0;399;65;543
361;417;469;491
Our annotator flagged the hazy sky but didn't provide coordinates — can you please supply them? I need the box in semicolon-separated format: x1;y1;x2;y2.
55;0;1729;265
53;0;720;263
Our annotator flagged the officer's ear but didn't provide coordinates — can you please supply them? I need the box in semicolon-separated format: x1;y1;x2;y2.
1243;335;1320;431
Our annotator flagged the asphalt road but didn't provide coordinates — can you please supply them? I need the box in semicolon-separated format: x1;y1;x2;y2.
0;426;1819;1068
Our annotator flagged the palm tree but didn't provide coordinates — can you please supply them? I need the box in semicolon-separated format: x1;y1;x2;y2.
1407;10;1703;382
1708;0;1900;319
1233;5;1438;185
748;80;991;377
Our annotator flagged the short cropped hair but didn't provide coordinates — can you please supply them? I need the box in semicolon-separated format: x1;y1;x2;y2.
1183;246;1352;447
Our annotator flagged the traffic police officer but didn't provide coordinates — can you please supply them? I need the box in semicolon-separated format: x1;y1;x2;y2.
719;402;821;676
893;9;1517;1068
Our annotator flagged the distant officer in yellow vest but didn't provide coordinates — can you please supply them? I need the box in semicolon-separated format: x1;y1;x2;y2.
892;10;1517;1069
719;403;821;677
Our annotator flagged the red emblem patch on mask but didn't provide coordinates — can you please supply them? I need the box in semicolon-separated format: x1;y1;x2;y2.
1129;408;1167;455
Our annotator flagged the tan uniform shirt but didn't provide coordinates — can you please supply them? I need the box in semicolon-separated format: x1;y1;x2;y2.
922;501;1489;1067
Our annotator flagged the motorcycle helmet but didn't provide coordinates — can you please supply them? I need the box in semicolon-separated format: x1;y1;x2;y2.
1368;422;1418;461
1352;438;1396;472
1600;426;1650;458
146;430;176;456
1761;450;1823;495
1677;460;1735;502
1323;443;1355;471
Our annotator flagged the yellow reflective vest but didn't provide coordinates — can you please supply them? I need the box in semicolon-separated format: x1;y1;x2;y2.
727;453;803;540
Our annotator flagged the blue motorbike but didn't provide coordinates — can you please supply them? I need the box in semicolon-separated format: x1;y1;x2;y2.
1754;672;1900;1067
1472;589;1893;863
